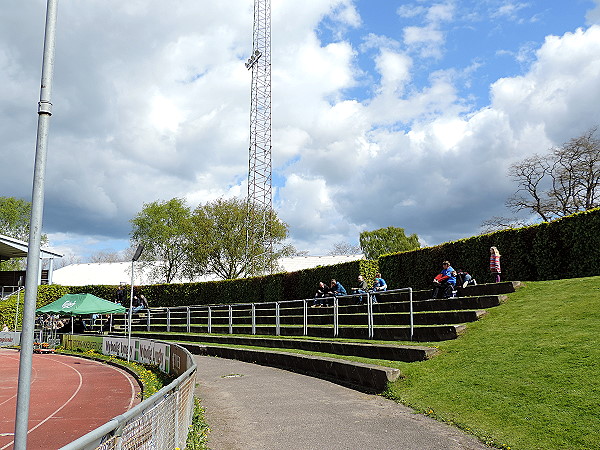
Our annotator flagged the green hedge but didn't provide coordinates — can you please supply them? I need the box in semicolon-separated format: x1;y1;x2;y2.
0;284;70;327
31;259;378;309
27;208;599;309
379;208;600;290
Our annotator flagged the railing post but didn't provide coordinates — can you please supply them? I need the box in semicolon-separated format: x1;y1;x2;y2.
186;307;191;333
207;306;212;334
367;292;374;339
275;302;280;336
146;309;150;332
166;308;171;332
333;297;339;337
303;300;308;336
251;303;256;335
228;305;233;334
408;288;414;341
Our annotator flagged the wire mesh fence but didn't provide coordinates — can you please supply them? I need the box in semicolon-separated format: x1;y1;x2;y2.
60;343;196;450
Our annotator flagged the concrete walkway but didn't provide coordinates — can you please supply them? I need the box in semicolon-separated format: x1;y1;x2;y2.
194;355;491;450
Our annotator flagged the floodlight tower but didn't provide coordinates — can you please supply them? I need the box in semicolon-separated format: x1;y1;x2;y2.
245;0;272;275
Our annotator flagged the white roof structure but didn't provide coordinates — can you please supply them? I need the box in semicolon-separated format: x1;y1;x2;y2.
52;255;365;286
0;233;62;261
277;255;364;273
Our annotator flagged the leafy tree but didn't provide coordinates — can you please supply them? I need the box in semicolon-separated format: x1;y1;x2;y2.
0;196;32;241
0;196;48;270
328;241;362;256
359;226;420;260
506;127;600;221
187;198;289;279
130;198;193;283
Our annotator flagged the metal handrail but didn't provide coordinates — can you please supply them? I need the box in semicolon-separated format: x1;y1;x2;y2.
121;286;415;340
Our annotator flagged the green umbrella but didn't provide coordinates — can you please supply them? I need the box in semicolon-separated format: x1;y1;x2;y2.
36;293;126;315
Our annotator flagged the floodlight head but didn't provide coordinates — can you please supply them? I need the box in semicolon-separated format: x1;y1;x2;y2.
132;244;144;262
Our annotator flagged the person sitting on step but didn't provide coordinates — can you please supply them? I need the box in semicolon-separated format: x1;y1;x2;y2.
431;261;456;299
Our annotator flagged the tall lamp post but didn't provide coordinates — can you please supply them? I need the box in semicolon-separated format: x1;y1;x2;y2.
127;244;144;361
14;1;58;449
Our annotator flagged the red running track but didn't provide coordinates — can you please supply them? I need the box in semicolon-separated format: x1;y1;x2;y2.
0;348;141;449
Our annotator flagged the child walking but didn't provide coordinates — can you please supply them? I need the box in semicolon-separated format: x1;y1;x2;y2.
490;246;501;282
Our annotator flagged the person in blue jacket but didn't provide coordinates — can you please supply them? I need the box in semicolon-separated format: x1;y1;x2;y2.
330;279;347;296
432;261;456;299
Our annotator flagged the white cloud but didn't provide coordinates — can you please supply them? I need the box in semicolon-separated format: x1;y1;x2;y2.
399;2;455;59
2;1;600;262
586;0;600;24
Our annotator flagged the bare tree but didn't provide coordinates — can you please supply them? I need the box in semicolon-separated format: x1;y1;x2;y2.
480;216;530;234
88;250;126;264
328;241;362;256
505;127;600;222
53;254;82;269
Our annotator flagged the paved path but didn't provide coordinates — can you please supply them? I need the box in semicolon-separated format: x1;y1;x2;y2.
194;355;490;450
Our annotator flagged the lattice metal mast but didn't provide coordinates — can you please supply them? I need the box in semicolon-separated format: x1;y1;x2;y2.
245;0;272;274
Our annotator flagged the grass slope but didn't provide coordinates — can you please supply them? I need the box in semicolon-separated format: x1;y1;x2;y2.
386;276;600;449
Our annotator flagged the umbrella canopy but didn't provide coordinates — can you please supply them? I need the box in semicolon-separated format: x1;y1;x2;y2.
36;293;126;315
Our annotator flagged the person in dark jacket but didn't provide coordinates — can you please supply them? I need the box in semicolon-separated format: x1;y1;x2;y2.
312;281;331;307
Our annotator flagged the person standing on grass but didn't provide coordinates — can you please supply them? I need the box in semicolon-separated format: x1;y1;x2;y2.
490;246;501;282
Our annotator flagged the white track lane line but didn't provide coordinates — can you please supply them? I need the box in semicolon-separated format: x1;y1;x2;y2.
0;353;40;409
1;354;139;449
1;357;83;450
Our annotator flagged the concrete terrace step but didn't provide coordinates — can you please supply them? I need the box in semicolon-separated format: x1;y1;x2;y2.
135;332;439;362
132;323;466;341
181;343;402;393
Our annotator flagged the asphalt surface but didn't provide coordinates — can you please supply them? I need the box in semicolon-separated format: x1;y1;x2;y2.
193;355;491;450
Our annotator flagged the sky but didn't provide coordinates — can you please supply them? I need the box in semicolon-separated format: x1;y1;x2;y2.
2;0;600;261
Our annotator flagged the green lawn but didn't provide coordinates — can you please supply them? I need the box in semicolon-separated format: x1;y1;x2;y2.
80;277;600;449
385;276;600;449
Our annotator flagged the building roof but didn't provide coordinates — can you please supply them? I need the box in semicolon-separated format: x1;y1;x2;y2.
277;255;364;273
52;255;365;287
0;233;63;261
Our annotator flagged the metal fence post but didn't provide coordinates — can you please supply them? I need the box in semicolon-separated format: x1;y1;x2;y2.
303;300;308;336
186;307;191;333
251;303;256;335
166;308;171;332
367;292;374;339
146;309;150;332
333;297;339;337
207;306;212;333
228;305;233;334
275;302;280;336
408;288;414;341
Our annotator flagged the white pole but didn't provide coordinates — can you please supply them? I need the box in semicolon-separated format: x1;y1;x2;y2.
127;244;143;362
127;259;134;362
